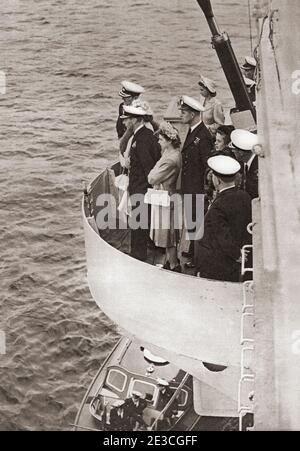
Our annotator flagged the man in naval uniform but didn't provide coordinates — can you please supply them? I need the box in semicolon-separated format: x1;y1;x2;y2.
120;104;160;261
196;155;252;282
241;56;257;81
243;76;256;103
117;80;145;138
179;95;214;267
155;378;178;428
230;129;259;200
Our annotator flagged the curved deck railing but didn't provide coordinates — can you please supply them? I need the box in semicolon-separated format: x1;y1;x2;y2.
82;164;244;369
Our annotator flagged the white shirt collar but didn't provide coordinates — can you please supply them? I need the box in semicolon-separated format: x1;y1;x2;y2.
247;153;256;169
190;121;202;133
219;185;236;194
134;123;145;135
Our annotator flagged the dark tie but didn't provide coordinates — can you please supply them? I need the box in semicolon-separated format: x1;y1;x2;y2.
185;128;192;142
243;163;248;190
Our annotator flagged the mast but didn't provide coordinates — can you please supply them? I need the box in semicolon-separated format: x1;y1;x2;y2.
196;0;257;122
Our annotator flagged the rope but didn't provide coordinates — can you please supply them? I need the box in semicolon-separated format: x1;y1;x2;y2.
268;9;282;96
253;14;269;91
248;0;254;54
149;373;189;431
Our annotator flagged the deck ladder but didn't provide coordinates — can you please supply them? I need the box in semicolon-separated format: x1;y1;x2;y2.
238;232;255;431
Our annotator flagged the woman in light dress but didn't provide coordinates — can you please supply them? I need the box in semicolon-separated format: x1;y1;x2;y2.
148;121;182;272
198;74;225;136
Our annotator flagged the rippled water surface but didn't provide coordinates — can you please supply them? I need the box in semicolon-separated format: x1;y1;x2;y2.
0;0;252;430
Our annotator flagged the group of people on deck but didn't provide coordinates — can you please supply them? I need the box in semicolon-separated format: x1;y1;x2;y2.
115;55;259;283
107;378;178;431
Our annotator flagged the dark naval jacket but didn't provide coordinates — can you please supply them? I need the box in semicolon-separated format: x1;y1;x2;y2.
196;187;252;282
181;122;213;194
128;125;160;196
245;155;259;200
116;103;126;138
237;155;259;200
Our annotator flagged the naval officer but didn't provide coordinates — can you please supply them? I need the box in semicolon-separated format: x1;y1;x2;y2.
243;76;256;103
179;95;214;267
241;56;257;81
117;80;145;138
120;104;160;261
230;129;259;200
196;155;252;282
123;391;148;430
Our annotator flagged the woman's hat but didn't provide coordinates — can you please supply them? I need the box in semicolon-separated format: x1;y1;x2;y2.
198;75;217;94
208;155;241;176
119;80;145;98
157;121;180;141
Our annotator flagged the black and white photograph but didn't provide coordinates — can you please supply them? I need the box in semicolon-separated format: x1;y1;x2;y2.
0;0;299;433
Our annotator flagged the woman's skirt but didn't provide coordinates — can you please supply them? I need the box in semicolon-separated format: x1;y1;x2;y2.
150;202;179;248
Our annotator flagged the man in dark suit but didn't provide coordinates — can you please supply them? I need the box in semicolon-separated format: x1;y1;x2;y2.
196;155;252;282
230;129;259;200
120;104;160;261
179;95;214;267
108;400;127;431
116;80;145;138
123;391;148;430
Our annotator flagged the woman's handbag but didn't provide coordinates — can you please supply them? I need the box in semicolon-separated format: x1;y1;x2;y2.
114;172;129;192
144;188;170;207
115;172;131;221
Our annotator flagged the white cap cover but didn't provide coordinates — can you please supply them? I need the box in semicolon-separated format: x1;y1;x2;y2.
156;378;169;387
179;95;205;112
242;56;257;69
119;80;145;97
231;129;259;151
243;76;256;87
131;390;143;398
121;104;147;117
208;155;241;176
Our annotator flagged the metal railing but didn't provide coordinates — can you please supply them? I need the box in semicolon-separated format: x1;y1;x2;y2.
238;280;255;431
148;373;189;431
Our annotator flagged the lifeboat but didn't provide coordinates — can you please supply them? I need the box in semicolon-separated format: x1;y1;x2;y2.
74;336;245;431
